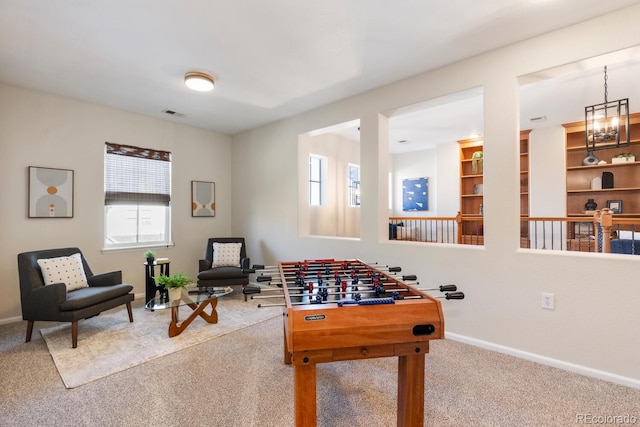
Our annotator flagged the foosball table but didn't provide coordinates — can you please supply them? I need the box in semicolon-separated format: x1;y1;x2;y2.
244;259;463;426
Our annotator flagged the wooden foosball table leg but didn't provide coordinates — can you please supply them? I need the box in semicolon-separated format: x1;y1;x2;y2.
397;353;426;426
294;363;317;426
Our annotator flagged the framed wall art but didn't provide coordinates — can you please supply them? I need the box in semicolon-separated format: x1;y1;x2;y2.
28;166;74;218
606;200;622;214
402;177;428;211
191;180;215;217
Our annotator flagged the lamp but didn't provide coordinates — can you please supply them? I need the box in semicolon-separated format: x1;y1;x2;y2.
184;71;214;92
584;66;629;152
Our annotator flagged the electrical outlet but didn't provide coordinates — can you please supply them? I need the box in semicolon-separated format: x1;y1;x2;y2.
541;292;555;310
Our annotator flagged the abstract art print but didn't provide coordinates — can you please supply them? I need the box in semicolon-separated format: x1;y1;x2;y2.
191;180;215;217
28;166;74;218
402;177;428;211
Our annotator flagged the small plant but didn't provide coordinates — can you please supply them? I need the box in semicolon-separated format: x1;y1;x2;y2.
154;272;192;289
471;151;483;174
144;249;156;259
611;152;636;164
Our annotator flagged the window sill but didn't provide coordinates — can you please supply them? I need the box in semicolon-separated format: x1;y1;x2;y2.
101;243;175;254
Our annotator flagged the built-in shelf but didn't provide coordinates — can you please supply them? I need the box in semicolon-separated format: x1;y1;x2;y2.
564;112;640;216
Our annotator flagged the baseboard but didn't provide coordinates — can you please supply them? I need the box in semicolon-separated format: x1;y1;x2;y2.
446;332;640;390
0;315;22;326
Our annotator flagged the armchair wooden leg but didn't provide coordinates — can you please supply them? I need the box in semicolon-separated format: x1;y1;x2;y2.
71;321;78;348
26;320;34;343
243;285;247;301
126;302;133;322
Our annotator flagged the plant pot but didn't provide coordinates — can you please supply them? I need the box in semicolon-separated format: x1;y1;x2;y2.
612;156;635;164
168;287;182;302
146;257;155;265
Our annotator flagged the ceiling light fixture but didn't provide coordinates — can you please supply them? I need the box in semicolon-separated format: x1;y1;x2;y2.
184;71;214;92
584;66;629;152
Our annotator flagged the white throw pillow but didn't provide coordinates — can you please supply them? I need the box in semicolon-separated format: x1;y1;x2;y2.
37;253;89;291
212;242;242;267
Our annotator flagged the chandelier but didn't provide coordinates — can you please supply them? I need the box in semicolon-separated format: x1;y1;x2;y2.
584;66;629;152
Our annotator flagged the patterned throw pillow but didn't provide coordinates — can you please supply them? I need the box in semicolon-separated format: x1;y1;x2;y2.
212;242;242;267
37;253;89;291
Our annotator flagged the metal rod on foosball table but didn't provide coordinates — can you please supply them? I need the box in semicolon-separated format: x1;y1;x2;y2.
253;288;412;300
261;261;401;273
267;280;419;290
414;284;457;292
246;282;421;298
258;301;304;308
277;268;403;278
250;294;285;300
256;274;418;286
257;299;354;308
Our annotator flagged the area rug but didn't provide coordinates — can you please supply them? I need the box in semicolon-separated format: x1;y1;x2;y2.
41;294;281;388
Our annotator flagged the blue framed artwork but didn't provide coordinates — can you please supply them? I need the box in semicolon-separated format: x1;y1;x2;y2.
402;177;428;211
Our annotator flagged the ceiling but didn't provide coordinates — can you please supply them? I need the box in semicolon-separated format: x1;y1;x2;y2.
384;51;640;153
1;1;638;140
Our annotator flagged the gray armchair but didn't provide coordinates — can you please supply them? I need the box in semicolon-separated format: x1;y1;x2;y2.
17;247;134;348
198;237;251;301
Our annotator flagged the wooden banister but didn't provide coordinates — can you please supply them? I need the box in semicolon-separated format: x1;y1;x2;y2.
595;208;613;253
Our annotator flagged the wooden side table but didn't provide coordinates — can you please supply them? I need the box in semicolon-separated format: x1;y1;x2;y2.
145;286;233;337
144;259;170;304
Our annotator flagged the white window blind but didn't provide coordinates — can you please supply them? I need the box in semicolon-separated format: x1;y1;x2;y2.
105;143;171;205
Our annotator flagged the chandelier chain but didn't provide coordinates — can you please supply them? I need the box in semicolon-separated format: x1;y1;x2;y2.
604;66;608;103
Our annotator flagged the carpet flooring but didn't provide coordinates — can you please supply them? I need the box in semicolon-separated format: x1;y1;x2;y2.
41;294;280;388
1;291;639;426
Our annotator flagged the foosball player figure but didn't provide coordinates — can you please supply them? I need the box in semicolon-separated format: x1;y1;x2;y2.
324;263;332;275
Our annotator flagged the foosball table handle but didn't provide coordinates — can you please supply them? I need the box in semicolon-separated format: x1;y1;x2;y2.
445;292;465;300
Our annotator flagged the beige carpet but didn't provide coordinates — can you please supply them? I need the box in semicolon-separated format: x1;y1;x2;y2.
40;294;281;388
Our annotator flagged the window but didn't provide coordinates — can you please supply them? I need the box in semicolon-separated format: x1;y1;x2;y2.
104;143;172;249
348;163;360;207
309;154;326;206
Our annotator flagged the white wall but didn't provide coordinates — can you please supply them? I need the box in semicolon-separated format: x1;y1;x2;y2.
437;142;461;216
390;143;461;217
527;127;568;249
232;6;640;386
0;84;234;321
530;127;566;217
391;148;436;216
305;133;360;237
